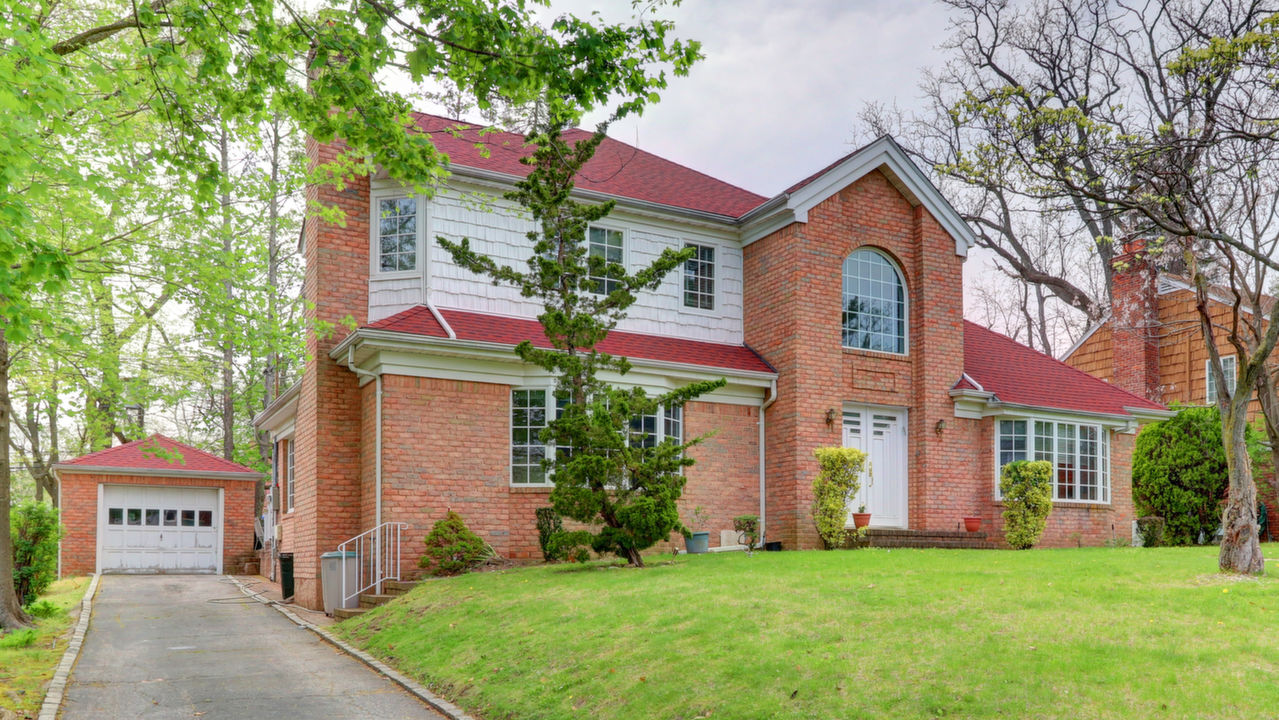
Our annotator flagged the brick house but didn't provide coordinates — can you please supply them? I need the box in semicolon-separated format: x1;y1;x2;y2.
1063;242;1278;525
54;434;260;576
255;115;1170;610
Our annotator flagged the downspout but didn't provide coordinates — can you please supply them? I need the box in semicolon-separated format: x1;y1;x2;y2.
426;301;456;339
759;378;778;548
347;345;384;590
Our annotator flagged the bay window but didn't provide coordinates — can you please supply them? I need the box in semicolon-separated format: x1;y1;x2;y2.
996;418;1109;503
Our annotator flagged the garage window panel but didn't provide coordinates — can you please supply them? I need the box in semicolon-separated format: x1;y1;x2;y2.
164;509;177;526
127;508;142;525
108;508;123;525
145;509;160;526
198;510;213;527
181;510;196;527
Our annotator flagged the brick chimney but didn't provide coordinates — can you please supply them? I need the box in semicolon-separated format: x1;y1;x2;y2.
1110;238;1161;402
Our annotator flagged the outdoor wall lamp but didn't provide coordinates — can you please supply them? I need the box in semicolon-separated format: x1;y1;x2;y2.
825;408;839;426
935;419;947;436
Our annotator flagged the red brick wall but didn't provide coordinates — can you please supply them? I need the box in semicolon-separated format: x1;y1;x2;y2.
744;170;967;548
58;472;256;576
284;137;370;608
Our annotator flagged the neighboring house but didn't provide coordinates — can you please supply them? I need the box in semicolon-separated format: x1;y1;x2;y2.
1063;241;1278;525
53;434;261;576
256;115;1170;610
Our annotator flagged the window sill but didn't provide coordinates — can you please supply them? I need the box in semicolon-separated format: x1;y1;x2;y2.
1052;501;1112;510
510;485;554;493
842;347;910;361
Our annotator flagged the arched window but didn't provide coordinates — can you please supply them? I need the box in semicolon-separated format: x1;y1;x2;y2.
842;248;907;354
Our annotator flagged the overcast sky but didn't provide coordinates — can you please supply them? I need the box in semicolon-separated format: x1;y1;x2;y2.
544;0;955;197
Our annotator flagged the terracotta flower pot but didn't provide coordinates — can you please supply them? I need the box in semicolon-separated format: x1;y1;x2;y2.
963;516;982;533
852;512;872;529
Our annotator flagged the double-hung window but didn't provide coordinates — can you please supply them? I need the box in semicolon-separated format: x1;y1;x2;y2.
588;227;624;295
285;438;295;512
683;243;715;310
996;419;1109;503
511;388;683;485
1206;355;1237;404
375;196;418;273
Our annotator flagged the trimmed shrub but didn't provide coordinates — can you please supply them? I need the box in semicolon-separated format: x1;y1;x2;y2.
534;507;563;562
1000;460;1053;549
11;501;62;605
1135;516;1166;548
811;447;868;550
1132;406;1263;546
419;511;492;576
733;514;759;554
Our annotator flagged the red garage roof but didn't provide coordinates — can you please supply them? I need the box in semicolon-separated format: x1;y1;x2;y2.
412;113;767;218
56;434;261;476
961;321;1166;417
368;305;775;375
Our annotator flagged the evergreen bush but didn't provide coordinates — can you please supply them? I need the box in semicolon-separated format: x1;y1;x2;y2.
733;514;759;554
419;511;492;576
534;507;563;562
11;501;62;605
811;447;868;550
1132;406;1263;546
1000;460;1053;549
1135;516;1166;548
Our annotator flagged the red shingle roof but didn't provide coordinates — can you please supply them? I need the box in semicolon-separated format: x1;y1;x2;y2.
368;306;775;375
962;321;1166;417
411;114;767;218
58;434;261;475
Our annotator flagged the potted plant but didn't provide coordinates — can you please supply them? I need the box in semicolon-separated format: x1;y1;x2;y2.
852;504;872;529
963;516;982;533
685;506;710;554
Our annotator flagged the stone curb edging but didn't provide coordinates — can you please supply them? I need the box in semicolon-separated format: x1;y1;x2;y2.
38;573;102;720
226;576;477;720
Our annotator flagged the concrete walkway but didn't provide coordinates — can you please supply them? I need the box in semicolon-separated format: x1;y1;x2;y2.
61;575;447;720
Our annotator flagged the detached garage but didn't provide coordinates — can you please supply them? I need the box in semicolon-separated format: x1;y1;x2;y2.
54;434;262;576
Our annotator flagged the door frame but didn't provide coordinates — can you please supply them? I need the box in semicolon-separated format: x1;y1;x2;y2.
95;483;225;575
842;402;909;529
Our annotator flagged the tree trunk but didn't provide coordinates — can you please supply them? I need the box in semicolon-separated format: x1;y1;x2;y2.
1253;369;1279;510
1219;394;1264;574
220;127;235;461
0;325;34;629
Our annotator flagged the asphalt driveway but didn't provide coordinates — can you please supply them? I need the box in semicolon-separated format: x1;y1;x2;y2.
60;575;446;720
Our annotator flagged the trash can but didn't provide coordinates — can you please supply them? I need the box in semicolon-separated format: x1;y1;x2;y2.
278;552;294;601
320;550;360;616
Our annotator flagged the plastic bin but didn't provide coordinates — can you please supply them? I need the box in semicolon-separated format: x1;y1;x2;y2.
278;552;294;600
320;550;360;616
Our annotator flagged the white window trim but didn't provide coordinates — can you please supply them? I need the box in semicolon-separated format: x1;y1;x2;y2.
681;241;717;313
1206;355;1237;404
994;417;1110;505
283;435;296;513
369;188;426;280
586;224;627;296
841;246;909;356
508;385;684;487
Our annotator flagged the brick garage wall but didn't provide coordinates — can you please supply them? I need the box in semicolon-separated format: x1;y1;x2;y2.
668;401;760;549
58;471;256;576
744;169;966;549
283;137;370;609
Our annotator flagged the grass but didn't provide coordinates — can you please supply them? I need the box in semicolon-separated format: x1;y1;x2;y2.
336;546;1279;720
0;577;91;718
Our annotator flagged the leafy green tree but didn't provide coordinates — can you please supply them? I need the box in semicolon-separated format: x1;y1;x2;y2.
441;125;722;568
1133;407;1264;546
9;502;62;605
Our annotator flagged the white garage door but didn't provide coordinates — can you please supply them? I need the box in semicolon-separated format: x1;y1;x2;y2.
99;485;222;574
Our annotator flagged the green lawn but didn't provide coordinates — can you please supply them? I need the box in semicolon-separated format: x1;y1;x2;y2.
0;577;91;718
336;547;1279;720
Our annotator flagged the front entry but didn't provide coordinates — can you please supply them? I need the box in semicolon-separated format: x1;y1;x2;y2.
842;405;908;528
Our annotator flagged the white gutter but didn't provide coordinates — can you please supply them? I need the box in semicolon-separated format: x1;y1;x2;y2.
347;346;384;539
426;301;456;339
51;465;265;481
758;377;778;548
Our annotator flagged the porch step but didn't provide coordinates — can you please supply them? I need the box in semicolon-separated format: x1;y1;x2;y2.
854;528;999;550
382;580;422;596
333;607;367;620
358;593;397;609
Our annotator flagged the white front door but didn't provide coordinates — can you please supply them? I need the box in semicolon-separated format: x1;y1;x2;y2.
842;405;908;528
99;485;222;574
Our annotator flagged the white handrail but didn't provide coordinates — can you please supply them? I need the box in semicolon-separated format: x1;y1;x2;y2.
337;521;409;608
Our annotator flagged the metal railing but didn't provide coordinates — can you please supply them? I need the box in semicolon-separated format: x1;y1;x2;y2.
337;521;408;607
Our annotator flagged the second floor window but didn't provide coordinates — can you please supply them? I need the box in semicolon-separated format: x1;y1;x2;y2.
683;243;715;310
842;248;907;354
377;197;417;272
1206;355;1237;404
588;227;624;295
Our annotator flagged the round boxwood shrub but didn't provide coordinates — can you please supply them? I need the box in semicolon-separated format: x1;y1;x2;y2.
1132;406;1262;546
1000;460;1053;549
419;511;492;576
